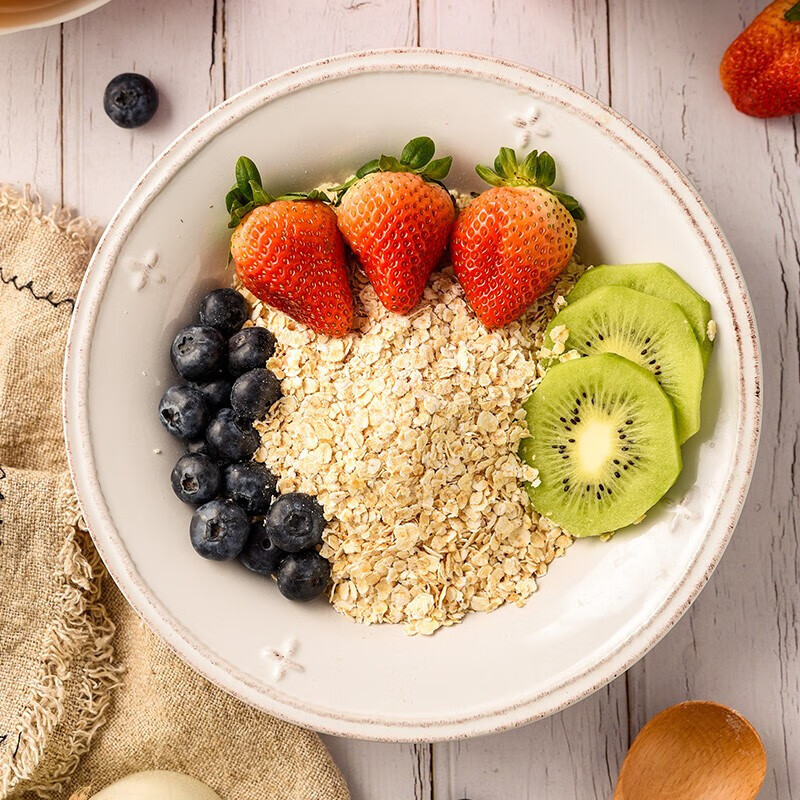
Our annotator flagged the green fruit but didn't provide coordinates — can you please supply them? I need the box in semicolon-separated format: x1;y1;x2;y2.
520;353;682;538
567;262;713;366
546;285;705;443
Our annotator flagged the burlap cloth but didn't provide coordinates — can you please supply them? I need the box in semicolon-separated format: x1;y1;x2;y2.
0;187;350;800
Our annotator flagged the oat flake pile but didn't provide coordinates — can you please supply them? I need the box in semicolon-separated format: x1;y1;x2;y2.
240;263;582;635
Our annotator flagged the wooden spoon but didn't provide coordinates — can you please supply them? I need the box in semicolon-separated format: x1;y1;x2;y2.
614;701;766;800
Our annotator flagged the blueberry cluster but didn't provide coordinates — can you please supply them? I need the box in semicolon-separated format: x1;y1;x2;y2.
158;288;331;602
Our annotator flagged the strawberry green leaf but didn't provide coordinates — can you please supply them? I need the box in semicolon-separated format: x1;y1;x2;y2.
235;156;261;198
494;147;519;179
534;152;556;187
379;154;406;172
225;188;239;213
520;150;539;180
250;181;272;206
475;164;505;186
355;159;381;179
785;2;800;21
400;136;435;169
423;156;453;181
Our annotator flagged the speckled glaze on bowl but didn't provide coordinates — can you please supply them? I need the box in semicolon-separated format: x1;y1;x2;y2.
63;49;761;741
0;0;110;34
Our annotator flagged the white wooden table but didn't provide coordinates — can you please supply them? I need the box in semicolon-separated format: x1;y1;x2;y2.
2;1;798;797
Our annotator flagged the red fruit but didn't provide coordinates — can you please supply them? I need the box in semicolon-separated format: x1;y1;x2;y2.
450;148;581;330
336;137;456;315
721;0;800;118
228;158;354;338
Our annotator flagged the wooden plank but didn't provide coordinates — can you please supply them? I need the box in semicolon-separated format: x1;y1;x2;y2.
417;3;629;797
60;0;224;222
418;0;610;104
323;738;432;800
0;27;62;205
223;0;419;95
610;2;799;798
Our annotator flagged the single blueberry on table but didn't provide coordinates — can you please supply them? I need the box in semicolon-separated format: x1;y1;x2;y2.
103;73;159;129
170;325;226;381
223;460;278;515
170;453;221;505
158;385;209;440
193;376;232;411
206;408;259;463
227;326;276;377
189;499;249;560
277;550;331;601
200;288;248;336
239;519;286;576
230;368;282;420
265;493;326;553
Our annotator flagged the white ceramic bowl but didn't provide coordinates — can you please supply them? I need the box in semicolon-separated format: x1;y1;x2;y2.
0;0;110;34
64;49;761;741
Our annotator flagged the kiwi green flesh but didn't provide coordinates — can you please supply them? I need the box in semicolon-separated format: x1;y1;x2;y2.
546;285;705;443
521;353;682;538
567;263;713;366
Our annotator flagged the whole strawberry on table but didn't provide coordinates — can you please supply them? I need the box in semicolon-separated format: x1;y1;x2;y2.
721;0;800;117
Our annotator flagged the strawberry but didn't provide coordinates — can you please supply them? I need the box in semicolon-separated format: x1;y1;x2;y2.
450;148;582;329
721;0;800;118
335;137;456;315
227;157;354;338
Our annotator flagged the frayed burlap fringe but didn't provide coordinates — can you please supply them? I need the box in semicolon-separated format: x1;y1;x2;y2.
0;489;123;799
0;186;99;259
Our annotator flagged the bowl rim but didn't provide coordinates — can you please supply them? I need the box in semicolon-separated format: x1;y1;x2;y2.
0;0;111;34
63;47;762;741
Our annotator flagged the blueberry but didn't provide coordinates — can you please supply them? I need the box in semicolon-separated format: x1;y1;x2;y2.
206;408;259;463
227;327;276;377
158;385;209;440
189;499;249;560
239;520;286;575
185;437;209;456
230;368;282;420
193;377;232;411
103;73;159;129
277;551;330;601
223;461;277;515
170;325;226;381
264;493;325;553
200;289;248;336
170;453;221;505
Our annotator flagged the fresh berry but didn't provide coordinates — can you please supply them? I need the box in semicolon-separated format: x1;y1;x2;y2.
227;326;277;377
103;73;159;129
205;408;259;463
199;288;248;336
170;453;222;505
189;499;249;560
450;148;582;329
193;376;232;411
230;368;281;420
277;550;331;601
264;493;325;553
223;461;278;515
721;1;800;118
336;136;455;314
185;438;210;456
170;325;226;381
228;157;354;337
158;385;209;440
239;520;286;575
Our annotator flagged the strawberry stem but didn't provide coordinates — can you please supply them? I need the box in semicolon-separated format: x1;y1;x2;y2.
786;1;800;21
226;156;333;228
476;147;584;221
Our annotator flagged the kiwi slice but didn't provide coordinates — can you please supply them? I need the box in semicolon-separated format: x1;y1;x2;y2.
546;285;704;442
521;353;682;537
567;263;713;366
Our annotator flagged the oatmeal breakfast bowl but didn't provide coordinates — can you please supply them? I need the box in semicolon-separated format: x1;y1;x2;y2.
64;49;761;740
